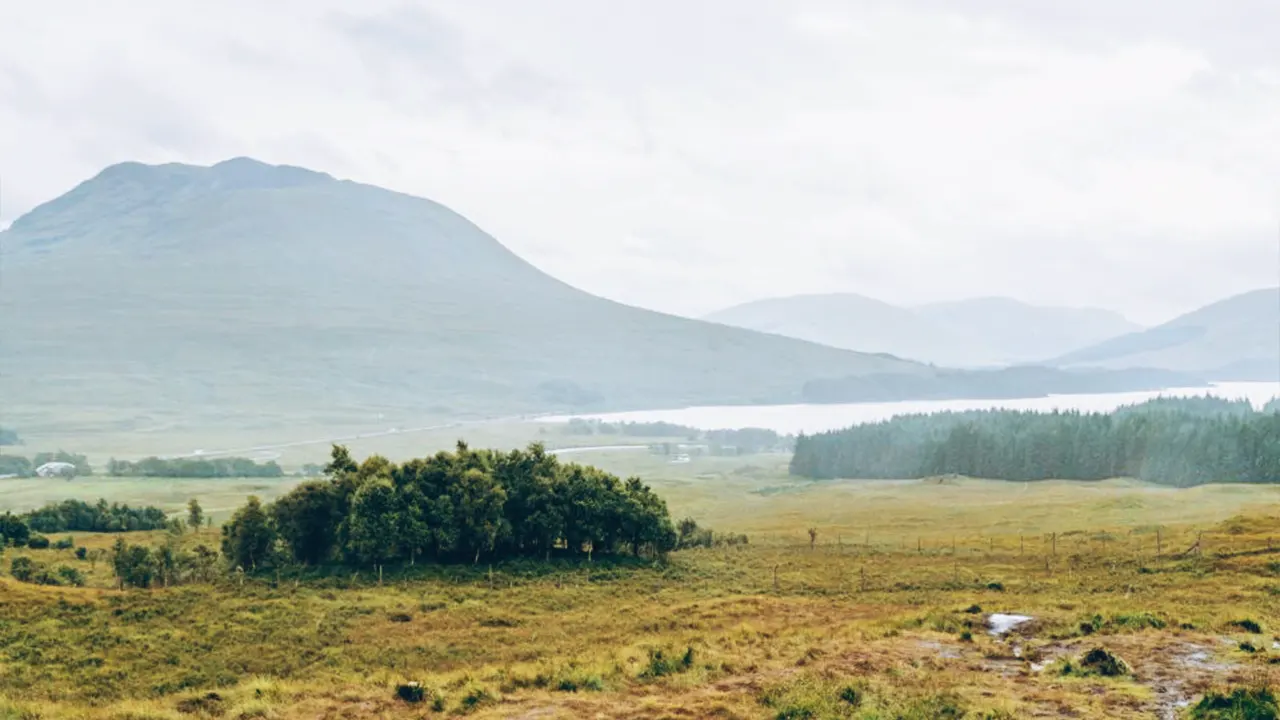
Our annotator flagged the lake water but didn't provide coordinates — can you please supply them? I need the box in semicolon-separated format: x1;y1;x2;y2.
543;381;1280;434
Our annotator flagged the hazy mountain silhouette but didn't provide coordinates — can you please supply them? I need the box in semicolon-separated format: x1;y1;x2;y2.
1051;288;1280;379
705;293;1140;366
0;158;927;431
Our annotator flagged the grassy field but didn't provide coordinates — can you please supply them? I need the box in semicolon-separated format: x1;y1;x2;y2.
4;450;1280;719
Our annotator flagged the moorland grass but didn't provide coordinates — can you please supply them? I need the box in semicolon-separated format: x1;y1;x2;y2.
4;468;1280;718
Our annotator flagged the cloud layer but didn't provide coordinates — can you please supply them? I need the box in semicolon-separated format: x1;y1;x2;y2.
2;0;1277;323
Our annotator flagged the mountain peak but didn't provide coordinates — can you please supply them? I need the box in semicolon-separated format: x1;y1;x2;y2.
207;157;334;190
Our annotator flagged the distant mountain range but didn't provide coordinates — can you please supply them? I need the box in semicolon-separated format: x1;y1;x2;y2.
704;294;1142;367
1050;288;1280;380
0;158;1244;440
0;158;931;433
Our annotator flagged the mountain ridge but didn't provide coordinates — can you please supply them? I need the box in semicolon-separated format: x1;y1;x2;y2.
704;292;1141;367
1050;287;1280;379
0;158;928;436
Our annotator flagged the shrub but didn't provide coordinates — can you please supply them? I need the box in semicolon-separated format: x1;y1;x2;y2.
10;556;34;582
640;647;695;679
75;546;87;560
53;536;74;550
1063;648;1130;678
395;681;426;703
56;565;85;587
26;535;50;550
1230;619;1264;634
457;686;494;713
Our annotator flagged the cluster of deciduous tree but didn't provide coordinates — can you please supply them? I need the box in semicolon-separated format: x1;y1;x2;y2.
0;513;32;547
220;442;679;571
22;499;170;533
109;537;220;589
8;556;84;587
565;419;701;438
0;450;92;477
790;396;1280;487
106;456;283;478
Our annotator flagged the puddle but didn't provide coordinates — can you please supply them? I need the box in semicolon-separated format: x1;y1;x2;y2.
987;613;1034;636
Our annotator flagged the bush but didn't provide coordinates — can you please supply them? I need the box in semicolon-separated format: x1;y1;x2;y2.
10;556;34;582
56;565;85;587
395;682;426;703
1063;647;1130;678
26;535;50;549
53;536;74;550
9;557;64;586
1230;619;1264;634
640;646;695;679
75;546;87;560
457;686;494;713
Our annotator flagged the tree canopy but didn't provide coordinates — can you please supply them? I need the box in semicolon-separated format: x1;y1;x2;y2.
791;396;1280;487
107;456;283;478
232;442;678;569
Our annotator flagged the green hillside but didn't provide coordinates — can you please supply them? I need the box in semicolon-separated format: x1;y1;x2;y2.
1051;288;1280;379
0;158;924;436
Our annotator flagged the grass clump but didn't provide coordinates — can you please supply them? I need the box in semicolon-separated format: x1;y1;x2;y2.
456;686;495;714
757;674;865;719
640;646;696;679
1190;686;1279;719
1061;647;1130;678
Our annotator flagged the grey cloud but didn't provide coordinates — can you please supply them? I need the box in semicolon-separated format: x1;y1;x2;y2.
0;0;1276;323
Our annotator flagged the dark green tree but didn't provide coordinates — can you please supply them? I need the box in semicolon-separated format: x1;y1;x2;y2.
220;496;276;571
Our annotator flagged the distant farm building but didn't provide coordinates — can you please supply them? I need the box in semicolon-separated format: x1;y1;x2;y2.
35;461;77;478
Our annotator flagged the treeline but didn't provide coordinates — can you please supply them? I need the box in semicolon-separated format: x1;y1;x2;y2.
0;450;92;477
0;500;171;546
21;499;170;533
566;419;701;439
107;456;284;478
565;419;793;454
220;442;679;571
790;396;1280;487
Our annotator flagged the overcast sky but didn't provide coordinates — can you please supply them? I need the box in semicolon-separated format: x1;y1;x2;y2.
2;1;1277;324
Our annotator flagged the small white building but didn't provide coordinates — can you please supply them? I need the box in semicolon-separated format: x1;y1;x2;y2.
35;461;77;478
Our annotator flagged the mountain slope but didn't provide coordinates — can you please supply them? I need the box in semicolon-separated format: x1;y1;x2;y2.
703;293;977;365
704;293;1140;366
914;297;1141;364
0;158;925;433
1051;288;1280;379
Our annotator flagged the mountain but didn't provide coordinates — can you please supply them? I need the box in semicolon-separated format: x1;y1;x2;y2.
0;158;926;434
913;297;1142;363
1051;288;1280;380
704;293;1140;367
